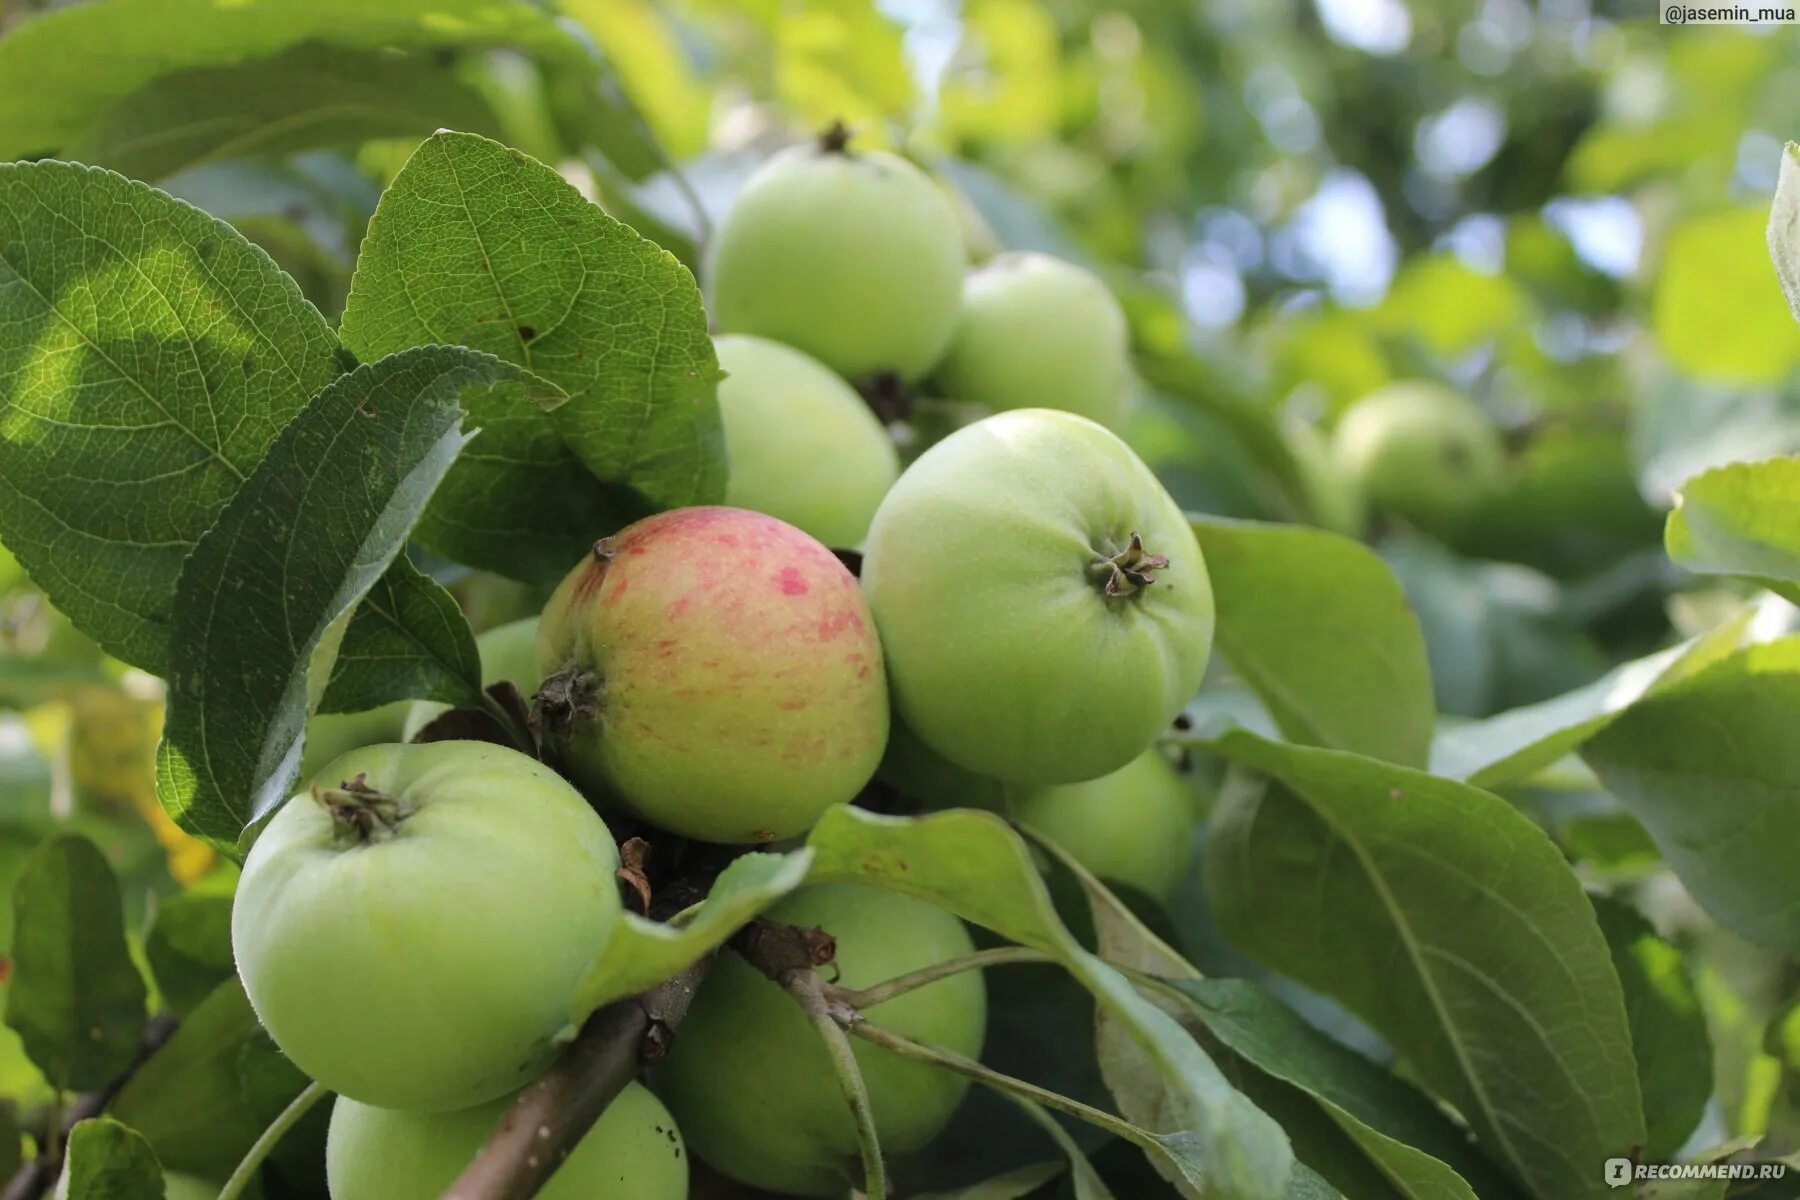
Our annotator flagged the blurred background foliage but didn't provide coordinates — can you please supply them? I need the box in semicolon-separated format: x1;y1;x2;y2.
2;0;1799;1178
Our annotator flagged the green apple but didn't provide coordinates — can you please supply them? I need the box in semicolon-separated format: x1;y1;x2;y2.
1015;749;1195;901
327;1082;684;1200
876;715;1004;812
536;507;888;843
300;700;412;780
1331;382;1503;527
1286;418;1367;538
233;741;620;1111
934;252;1135;429
715;334;900;548
862;409;1212;784
708;129;967;382
656;884;984;1196
403;616;541;740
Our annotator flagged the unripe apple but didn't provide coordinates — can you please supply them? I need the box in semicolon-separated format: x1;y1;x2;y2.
1331;381;1503;528
402;616;541;740
656;884;984;1196
233;741;620;1111
934;252;1135;429
535;507;888;843
876;715;1004;812
1286;419;1367;538
708;128;967;382
862;409;1212;784
300;700;412;780
327;1082;684;1200
1015;749;1195;901
715;334;900;548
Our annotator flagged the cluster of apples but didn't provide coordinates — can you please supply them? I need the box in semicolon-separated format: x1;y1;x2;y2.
228;127;1215;1199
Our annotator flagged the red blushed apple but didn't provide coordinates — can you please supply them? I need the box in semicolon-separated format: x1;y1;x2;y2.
535;507;889;843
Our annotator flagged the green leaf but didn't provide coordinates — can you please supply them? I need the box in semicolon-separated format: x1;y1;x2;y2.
4;834;146;1091
340;131;726;525
154;345;499;844
402;347;637;586
0;159;345;673
1666;456;1800;604
573;849;814;1015
1375;253;1528;357
1028;832;1217;1198
1205;732;1645;1200
111;980;286;1179
0;0;582;162
1583;637;1800;951
806;805;1295;1200
1193;517;1434;768
144;889;235;1020
1428;615;1749;788
320;555;483;714
67;43;500;183
59;1119;163;1200
1009;1100;1114;1200
1768;141;1800;325
1176;980;1520;1200
1137;351;1311;520
1590;898;1710;1160
1654;206;1800;385
1040;832;1507;1200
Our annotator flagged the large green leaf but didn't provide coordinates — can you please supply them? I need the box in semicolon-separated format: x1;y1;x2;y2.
4;834;146;1091
320;554;483;714
1176;980;1518;1200
59;1119;164;1200
1428;615;1748;787
1206;733;1644;1200
1584;637;1800;951
0;159;344;672
806;805;1295;1200
1193;517;1434;768
573;849;814;1015
1590;898;1710;1160
0;0;580;161
340;131;725;528
1665;456;1800;605
154;346;520;844
144;887;235;1020
1040;836;1505;1200
68;43;500;183
111;980;290;1179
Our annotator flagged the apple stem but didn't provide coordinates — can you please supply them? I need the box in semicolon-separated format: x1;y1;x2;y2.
848;1020;1169;1159
1095;531;1170;597
311;775;414;844
787;971;888;1200
819;118;855;154
218;1080;329;1200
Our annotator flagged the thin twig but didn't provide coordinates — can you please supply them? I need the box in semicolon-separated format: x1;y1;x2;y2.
0;1013;178;1200
833;947;1053;1011
849;1020;1161;1156
439;959;710;1200
218;1080;329;1200
786;972;886;1200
